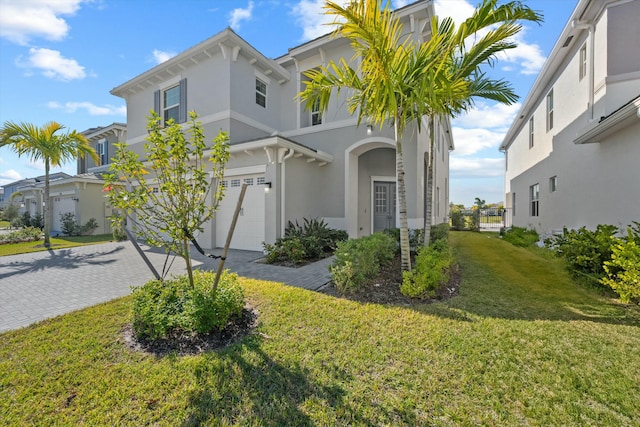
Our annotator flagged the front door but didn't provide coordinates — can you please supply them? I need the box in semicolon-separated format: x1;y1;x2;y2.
373;181;396;232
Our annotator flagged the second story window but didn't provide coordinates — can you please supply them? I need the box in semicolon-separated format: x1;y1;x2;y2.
529;117;534;148
154;78;187;125
579;43;587;81
256;78;267;108
546;89;554;131
96;139;107;166
164;85;180;123
311;98;322;125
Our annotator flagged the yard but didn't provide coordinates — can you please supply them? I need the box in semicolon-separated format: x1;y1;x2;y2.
1;232;638;425
0;234;114;256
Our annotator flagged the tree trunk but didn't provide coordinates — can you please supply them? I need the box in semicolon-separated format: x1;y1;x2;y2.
183;237;194;288
43;159;51;248
423;116;435;247
395;124;411;272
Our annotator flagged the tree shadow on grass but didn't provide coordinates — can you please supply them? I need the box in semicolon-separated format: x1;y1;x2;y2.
0;246;123;281
181;336;374;427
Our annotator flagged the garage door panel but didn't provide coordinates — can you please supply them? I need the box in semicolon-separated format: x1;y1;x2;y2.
52;197;75;233
216;175;265;251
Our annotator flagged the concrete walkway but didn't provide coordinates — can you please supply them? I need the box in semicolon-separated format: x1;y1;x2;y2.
0;241;332;333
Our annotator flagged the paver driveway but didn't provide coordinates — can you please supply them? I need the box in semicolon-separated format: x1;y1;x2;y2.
0;240;332;333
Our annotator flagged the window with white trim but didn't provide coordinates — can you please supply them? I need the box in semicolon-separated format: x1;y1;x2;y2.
529;117;534;148
530;183;539;217
550;176;557;193
579;43;587;81
257;177;265;185
96;139;107;165
256;78;267;108
164;85;180;123
243;178;254;186
230;179;241;188
311;98;322;126
546;89;554;131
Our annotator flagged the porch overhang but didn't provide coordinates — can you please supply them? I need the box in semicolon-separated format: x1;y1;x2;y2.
574;96;640;144
226;136;333;166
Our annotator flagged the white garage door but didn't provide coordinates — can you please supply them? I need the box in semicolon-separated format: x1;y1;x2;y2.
216;174;265;251
52;196;75;233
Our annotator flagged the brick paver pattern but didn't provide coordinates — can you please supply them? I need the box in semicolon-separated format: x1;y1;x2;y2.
0;241;332;333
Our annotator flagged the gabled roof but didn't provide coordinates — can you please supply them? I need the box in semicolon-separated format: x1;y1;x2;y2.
111;28;290;98
82;123;126;142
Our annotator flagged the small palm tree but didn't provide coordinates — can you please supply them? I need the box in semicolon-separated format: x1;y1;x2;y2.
0;121;99;247
299;0;541;271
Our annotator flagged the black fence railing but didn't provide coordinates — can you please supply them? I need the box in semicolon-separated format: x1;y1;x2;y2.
450;208;513;231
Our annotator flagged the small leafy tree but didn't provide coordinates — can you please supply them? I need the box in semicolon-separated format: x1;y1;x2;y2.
2;203;20;229
105;111;230;288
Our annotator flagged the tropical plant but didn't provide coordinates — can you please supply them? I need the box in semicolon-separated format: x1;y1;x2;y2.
0;121;99;247
298;0;542;271
105;111;230;289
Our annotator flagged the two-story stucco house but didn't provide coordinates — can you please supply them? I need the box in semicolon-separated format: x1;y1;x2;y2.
501;0;640;235
110;0;453;251
78;122;126;174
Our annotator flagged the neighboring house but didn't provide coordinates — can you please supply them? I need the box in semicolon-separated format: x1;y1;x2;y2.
15;173;112;235
1;173;70;211
78;122;127;174
500;0;640;235
110;0;453;251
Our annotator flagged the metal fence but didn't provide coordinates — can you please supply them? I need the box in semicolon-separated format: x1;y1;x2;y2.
451;208;513;231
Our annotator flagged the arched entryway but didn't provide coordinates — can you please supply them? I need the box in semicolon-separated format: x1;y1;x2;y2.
345;137;397;237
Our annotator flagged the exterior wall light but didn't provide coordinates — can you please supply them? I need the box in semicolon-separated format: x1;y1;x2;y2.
264;182;272;193
366;124;373;135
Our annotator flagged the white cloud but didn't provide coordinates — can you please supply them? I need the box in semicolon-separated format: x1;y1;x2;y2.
229;1;254;31
27;159;46;172
18;48;86;81
499;28;546;75
152;49;177;64
434;0;546;76
47;101;126;116
392;0;411;8
450;157;504;178
0;0;85;45
291;0;335;41
450;127;506;156
453;102;520;129
0;169;22;181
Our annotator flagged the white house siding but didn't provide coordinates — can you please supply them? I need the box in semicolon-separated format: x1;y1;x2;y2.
502;0;640;235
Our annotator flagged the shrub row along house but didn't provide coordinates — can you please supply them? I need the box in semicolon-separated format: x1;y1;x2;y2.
501;0;640;235
108;0;453;251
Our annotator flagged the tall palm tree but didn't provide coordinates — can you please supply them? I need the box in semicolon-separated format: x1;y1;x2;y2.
0;121;99;247
299;0;541;271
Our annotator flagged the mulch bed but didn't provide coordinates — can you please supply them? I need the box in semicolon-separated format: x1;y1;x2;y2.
318;254;461;305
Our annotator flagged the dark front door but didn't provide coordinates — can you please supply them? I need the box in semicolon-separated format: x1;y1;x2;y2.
373;181;396;232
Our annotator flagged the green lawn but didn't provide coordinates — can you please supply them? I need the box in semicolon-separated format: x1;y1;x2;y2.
0;234;114;256
0;220;10;229
1;232;639;426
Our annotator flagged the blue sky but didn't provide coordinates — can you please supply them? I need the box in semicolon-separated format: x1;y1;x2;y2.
0;0;578;206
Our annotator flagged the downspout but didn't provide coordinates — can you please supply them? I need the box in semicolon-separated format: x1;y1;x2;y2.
572;20;595;121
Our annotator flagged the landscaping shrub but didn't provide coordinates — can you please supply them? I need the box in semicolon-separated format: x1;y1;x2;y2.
401;238;452;298
545;225;617;288
59;212;99;236
330;232;396;294
0;226;42;244
263;217;347;264
601;237;640;304
430;223;449;244
501;226;539;247
383;227;426;252
131;270;245;340
450;209;465;229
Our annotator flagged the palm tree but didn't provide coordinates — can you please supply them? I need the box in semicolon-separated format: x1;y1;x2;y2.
0;121;99;247
299;0;541;271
